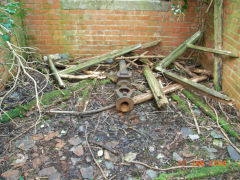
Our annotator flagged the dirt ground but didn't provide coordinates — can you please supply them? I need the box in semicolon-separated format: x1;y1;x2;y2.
0;61;240;180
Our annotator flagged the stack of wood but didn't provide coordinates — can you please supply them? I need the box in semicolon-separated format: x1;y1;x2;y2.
47;29;237;111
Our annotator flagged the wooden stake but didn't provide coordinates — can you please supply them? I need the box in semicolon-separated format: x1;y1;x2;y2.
59;43;142;74
144;66;168;108
48;57;66;88
156;31;201;69
213;0;223;91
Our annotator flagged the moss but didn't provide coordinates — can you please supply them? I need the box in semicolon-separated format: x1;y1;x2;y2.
1;80;94;123
157;161;240;180
182;90;240;140
171;93;190;113
99;79;111;85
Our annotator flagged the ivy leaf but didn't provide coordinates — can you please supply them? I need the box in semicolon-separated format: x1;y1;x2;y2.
2;34;10;42
1;23;12;30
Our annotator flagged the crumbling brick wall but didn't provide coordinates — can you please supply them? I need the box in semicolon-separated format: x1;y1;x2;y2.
21;0;201;58
202;0;240;109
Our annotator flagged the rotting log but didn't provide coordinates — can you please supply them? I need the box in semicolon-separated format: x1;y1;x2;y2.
186;44;238;57
182;90;240;140
156;67;232;104
144;66;168;108
48;57;66;88
155;30;201;69
59;43;142;75
213;0;223;91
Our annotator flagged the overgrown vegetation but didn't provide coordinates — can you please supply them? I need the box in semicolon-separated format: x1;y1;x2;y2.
0;0;47;123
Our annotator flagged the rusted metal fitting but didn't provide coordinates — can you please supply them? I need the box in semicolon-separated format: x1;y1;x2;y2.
115;60;134;112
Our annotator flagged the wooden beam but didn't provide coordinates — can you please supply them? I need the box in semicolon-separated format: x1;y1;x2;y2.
133;75;208;105
155;30;201;69
48;57;66;88
115;55;192;61
59;43;142;74
213;0;223;91
186;44;238;57
144;66;168;108
140;40;161;49
156;67;232;104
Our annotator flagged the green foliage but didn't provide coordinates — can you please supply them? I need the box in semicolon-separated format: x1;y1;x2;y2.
0;1;30;41
171;0;188;15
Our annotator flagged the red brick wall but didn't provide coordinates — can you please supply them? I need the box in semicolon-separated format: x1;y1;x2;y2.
202;0;240;109
21;0;201;58
0;48;9;91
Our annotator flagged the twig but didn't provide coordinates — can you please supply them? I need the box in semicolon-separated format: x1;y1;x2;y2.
85;124;108;180
206;0;214;13
187;101;201;134
124;161;198;171
47;104;115;116
205;99;240;154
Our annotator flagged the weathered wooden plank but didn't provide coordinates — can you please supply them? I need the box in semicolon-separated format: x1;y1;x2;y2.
156;67;232;103
155;30;201;69
144;66;168;108
213;0;223;91
59;43;142;74
140;40;161;49
186;44;238;57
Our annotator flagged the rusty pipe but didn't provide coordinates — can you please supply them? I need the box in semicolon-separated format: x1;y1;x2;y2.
115;60;134;112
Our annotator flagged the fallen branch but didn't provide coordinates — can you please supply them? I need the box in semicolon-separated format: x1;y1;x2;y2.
59;43;142;74
144;66;168;108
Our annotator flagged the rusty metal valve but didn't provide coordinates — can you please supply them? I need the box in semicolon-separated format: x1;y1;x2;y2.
115;60;134;112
